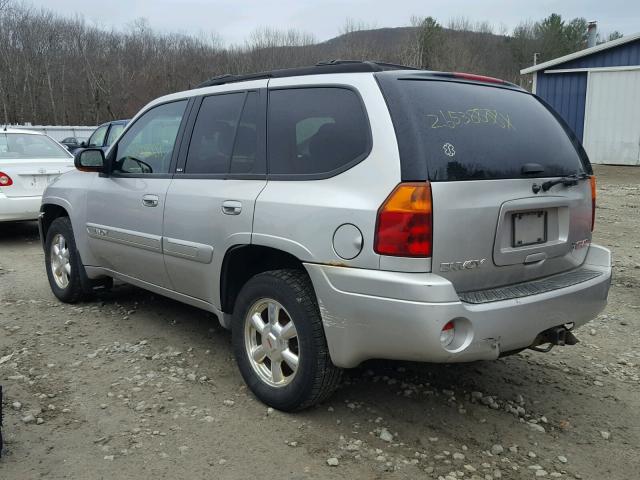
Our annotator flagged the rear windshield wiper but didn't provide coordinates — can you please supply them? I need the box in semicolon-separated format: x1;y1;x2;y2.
533;173;589;193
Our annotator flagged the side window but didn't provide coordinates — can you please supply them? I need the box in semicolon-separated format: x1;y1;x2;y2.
106;123;125;146
230;92;260;174
112;100;187;175
184;93;245;174
268;88;369;176
88;125;108;147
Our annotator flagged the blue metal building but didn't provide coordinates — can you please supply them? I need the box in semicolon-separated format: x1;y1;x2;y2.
521;32;640;165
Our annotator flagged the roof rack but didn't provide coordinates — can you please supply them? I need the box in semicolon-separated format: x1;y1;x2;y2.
195;60;418;89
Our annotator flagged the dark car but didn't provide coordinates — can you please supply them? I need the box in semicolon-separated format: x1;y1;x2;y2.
83;120;129;152
60;137;87;153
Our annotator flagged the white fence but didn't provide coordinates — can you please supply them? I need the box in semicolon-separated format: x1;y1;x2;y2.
8;125;97;141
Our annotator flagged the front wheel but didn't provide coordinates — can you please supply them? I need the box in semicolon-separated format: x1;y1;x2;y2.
44;217;85;303
232;269;341;411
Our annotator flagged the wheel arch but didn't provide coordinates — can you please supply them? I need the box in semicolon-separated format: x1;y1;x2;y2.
220;244;309;316
39;202;71;248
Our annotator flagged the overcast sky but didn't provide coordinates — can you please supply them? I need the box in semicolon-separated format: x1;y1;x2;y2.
32;0;638;44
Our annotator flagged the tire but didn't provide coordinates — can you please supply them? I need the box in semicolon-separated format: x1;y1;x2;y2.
232;269;341;411
44;217;86;303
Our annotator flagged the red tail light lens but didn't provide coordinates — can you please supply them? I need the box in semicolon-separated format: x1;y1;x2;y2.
374;182;433;257
452;72;507;84
0;171;13;186
590;175;597;231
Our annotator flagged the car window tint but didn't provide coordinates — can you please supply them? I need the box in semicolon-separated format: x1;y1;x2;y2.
106;123;125;146
268;88;369;176
112;100;187;175
185;93;245;174
295;117;334;145
376;76;588;181
88;125;108;147
230;92;259;174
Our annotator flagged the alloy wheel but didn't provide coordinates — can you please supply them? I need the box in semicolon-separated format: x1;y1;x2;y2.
244;298;300;387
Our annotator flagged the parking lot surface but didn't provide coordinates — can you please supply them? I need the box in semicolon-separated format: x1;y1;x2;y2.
0;165;638;479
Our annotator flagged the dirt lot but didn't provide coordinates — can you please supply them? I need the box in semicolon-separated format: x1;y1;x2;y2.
0;165;638;480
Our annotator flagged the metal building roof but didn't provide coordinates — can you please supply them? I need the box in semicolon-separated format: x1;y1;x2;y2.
521;31;640;74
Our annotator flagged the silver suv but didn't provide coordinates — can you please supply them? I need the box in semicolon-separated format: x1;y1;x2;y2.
39;61;612;411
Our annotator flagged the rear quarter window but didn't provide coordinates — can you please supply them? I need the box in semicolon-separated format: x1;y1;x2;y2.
376;75;590;181
267;87;370;178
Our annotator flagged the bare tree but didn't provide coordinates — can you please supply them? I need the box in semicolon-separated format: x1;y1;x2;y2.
0;3;612;124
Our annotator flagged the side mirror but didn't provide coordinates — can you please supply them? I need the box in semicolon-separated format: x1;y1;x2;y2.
75;148;106;173
80;141;87;147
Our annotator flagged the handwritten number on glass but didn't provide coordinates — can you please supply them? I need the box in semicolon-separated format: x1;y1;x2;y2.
427;109;514;130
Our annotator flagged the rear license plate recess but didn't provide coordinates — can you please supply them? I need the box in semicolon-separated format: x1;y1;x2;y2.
512;210;547;247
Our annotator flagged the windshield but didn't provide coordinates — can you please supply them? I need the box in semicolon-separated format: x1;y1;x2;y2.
376;75;590;181
0;133;71;159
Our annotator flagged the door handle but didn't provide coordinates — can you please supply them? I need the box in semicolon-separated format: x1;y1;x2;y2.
222;200;242;215
142;194;159;207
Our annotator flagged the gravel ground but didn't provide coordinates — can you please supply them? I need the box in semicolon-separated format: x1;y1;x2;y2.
0;165;638;480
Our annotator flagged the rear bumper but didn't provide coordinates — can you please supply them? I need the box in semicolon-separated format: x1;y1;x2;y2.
305;244;611;368
0;194;41;222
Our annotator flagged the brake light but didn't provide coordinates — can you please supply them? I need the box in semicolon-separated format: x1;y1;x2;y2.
452;72;507;84
374;182;432;257
0;171;13;186
590;175;597;231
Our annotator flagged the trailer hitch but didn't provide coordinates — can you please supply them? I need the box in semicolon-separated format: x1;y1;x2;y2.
529;326;579;353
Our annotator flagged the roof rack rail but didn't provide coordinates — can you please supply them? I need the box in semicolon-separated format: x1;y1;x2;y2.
195;60;417;89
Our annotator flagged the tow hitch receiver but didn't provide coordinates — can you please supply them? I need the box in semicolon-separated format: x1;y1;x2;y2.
529;326;579;353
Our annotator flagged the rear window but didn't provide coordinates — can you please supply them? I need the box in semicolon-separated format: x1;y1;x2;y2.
0;133;71;159
376;75;589;181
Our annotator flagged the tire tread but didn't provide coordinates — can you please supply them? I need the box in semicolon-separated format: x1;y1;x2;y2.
232;268;341;411
45;217;85;303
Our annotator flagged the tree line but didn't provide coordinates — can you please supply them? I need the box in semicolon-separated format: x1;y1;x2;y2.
0;1;624;126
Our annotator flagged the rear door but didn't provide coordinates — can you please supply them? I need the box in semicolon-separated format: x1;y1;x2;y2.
0;133;74;198
163;83;267;304
376;74;593;292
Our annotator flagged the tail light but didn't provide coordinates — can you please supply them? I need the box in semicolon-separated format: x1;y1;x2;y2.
452;72;508;84
590;175;596;231
0;171;13;186
374;182;432;257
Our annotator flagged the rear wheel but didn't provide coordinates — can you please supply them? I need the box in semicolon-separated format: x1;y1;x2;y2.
45;217;85;303
232;269;341;411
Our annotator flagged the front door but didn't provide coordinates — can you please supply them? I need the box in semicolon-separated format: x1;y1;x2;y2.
163;86;267;305
86;99;190;288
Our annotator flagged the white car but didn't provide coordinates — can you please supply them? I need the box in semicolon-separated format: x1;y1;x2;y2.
0;129;75;222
